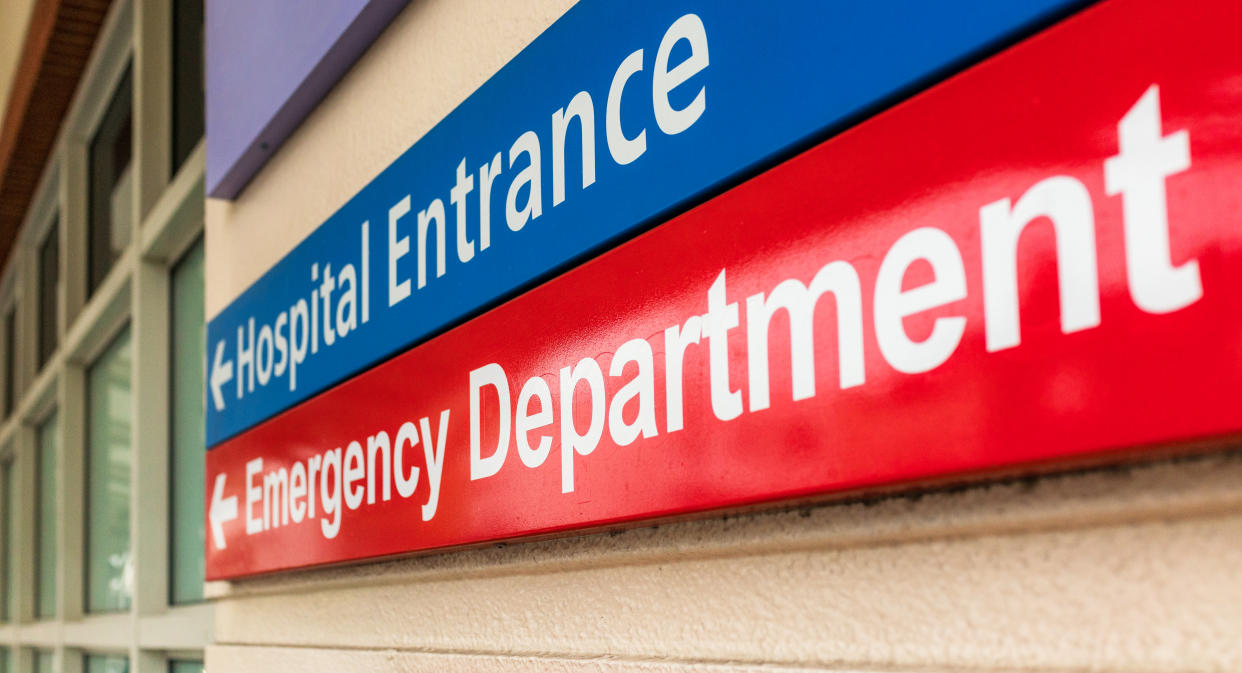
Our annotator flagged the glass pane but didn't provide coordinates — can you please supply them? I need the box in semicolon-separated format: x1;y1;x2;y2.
33;651;54;673
3;306;14;418
36;412;58;618
170;239;205;604
86;327;132;612
169;660;203;673
0;647;8;673
1;460;11;621
171;0;204;173
88;67;133;296
85;655;128;673
38;220;59;369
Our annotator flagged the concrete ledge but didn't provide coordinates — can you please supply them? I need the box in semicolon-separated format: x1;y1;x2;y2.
211;451;1242;672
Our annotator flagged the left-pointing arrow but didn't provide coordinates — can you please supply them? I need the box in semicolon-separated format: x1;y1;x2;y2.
210;339;234;412
210;472;239;550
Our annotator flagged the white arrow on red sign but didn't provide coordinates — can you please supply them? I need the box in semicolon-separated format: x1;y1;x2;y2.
209;472;238;550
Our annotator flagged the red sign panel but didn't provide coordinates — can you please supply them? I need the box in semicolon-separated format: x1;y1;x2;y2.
207;0;1242;579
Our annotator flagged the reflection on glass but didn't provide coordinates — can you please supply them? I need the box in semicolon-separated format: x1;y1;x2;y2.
170;240;205;603
84;654;129;673
86;328;132;612
88;67;132;296
36;412;58;618
34;651;54;673
169;660;204;673
38;220;59;369
171;0;204;174
1;460;11;621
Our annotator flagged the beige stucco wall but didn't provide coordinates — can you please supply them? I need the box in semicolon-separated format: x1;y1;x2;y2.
204;1;1242;671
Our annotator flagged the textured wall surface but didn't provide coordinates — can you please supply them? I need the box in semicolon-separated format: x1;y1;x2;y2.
207;452;1242;672
205;1;1241;671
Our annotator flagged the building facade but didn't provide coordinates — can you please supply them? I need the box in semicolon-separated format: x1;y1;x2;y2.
3;1;1242;672
200;1;1242;671
0;0;209;671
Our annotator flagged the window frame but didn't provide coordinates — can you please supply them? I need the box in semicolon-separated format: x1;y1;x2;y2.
0;0;211;666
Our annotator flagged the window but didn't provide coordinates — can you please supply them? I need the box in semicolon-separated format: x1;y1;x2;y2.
171;0;204;174
36;412;58;619
0;0;210;663
86;327;132;613
169;239;204;604
0;647;9;673
3;306;14;419
85;655;129;673
33;651;54;673
88;67;133;296
0;458;11;621
38;220;59;369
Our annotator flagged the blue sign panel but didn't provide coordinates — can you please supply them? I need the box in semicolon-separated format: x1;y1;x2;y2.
207;0;1086;446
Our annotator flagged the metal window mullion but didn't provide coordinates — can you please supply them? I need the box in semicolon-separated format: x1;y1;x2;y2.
130;9;169;669
129;258;169;620
132;0;210;665
132;0;172;225
139;144;204;265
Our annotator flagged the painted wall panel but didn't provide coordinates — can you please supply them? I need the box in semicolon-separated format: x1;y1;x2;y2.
205;0;410;197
